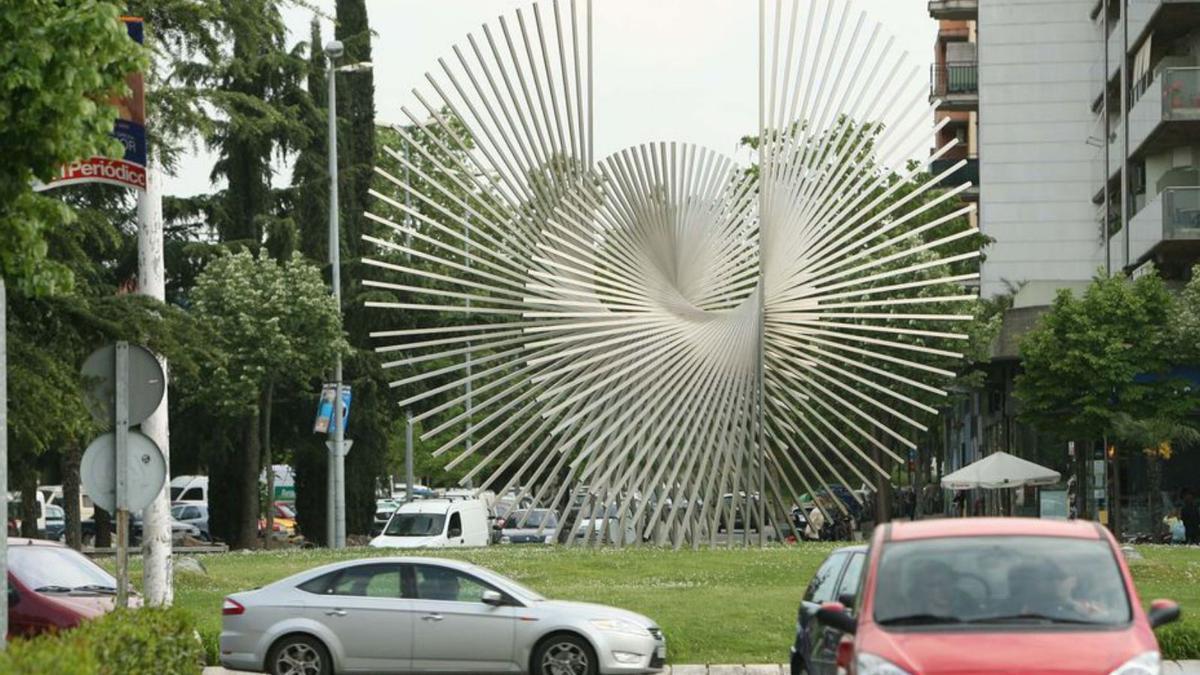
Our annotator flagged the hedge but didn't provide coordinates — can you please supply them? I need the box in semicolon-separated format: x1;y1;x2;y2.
0;607;205;674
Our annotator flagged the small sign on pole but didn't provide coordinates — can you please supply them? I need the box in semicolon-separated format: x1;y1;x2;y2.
80;342;165;608
312;384;352;434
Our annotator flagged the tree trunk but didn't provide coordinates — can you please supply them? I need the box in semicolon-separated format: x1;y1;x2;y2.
95;506;112;548
1110;444;1122;541
19;474;37;538
1148;452;1163;539
263;382;275;550
237;403;263;550
62;442;82;550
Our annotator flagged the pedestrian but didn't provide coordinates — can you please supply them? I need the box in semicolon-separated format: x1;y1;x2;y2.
1182;490;1200;545
805;502;826;541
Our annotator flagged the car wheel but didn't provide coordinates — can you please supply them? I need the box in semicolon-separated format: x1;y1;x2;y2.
534;633;597;675
267;634;331;675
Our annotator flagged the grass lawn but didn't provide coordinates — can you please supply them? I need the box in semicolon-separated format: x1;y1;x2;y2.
121;543;1200;664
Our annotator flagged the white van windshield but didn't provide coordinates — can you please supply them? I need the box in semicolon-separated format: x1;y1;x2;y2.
385;513;446;537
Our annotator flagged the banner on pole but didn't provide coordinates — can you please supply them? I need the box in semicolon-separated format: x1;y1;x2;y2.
35;17;147;193
312;384;352;434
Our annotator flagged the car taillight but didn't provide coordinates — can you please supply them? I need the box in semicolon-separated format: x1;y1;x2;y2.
222;598;245;616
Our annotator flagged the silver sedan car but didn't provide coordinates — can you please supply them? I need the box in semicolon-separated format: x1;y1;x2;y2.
219;556;666;675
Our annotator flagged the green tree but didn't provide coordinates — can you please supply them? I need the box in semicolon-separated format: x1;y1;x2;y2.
334;0;376;261
189;251;347;548
292;17;330;262
0;0;144;293
204;0;307;251
1016;272;1176;439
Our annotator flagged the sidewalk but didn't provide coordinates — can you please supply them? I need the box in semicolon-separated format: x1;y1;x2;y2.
204;662;1200;674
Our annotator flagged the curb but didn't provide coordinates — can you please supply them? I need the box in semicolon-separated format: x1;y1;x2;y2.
203;662;1200;674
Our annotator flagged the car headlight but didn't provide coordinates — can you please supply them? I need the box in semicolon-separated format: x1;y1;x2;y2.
590;618;649;636
1109;652;1161;675
856;653;913;675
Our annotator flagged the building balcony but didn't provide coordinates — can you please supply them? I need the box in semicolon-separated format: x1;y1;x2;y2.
1127;66;1200;160
929;0;978;20
930;61;979;111
1114;187;1200;270
930;157;980;200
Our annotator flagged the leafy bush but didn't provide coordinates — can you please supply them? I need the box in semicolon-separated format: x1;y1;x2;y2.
0;607;204;674
1159;623;1200;660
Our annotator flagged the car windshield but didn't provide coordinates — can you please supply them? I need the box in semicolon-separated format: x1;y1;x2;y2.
44;504;64;520
9;546;117;592
385;513;446;537
874;536;1131;628
507;510;557;528
276;504;296;518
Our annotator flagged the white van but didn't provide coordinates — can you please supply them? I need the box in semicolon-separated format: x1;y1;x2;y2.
369;498;489;549
170;475;208;504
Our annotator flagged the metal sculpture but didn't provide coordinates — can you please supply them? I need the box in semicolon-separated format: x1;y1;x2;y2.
362;0;978;547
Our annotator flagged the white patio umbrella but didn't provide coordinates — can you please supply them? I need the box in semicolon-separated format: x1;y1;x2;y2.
941;451;1061;490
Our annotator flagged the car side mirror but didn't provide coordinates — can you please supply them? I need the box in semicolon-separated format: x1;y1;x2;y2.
1149;599;1180;629
448;527;462;538
816;601;857;635
481;590;504;606
838;593;856;610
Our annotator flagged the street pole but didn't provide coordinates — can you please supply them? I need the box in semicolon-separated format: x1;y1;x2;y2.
405;409;414;503
326;41;345;549
138;160;172;605
464;216;473;490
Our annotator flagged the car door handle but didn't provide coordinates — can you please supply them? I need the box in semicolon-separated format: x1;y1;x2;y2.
325;609;347;617
422;613;444;622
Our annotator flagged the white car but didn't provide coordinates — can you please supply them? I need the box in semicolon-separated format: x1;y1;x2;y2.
220;557;666;675
370;498;490;549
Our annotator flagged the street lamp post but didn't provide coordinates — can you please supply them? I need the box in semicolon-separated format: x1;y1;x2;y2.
324;40;371;549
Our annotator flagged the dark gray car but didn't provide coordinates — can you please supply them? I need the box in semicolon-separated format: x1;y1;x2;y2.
500;509;558;545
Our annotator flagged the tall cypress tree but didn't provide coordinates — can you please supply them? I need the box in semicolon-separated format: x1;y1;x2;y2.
334;0;375;260
293;17;329;262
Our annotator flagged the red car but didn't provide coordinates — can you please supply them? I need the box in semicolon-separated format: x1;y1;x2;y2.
7;538;132;638
817;518;1180;675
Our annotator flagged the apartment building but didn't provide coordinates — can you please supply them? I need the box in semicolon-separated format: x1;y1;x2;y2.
928;0;1200;527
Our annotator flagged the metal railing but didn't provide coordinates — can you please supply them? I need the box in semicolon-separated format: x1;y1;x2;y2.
930;156;979;189
1162;67;1200;120
931;61;979;98
1165;187;1200;237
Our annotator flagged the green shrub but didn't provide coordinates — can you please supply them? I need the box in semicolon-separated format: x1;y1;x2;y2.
0;637;97;675
1159;623;1200;661
0;607;205;675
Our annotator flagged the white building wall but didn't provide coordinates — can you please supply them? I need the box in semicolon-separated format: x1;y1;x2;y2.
978;0;1106;297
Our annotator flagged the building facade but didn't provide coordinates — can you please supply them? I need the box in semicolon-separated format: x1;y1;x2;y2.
929;0;1200;529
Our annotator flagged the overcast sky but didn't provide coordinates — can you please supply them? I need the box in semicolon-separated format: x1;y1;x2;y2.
163;0;935;197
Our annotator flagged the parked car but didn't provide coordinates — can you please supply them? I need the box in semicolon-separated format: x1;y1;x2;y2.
170;475;208;504
573;504;638;545
372;498;402;537
271;502;298;536
42;504;66;542
171;502;210;539
220;556;666;675
815;518;1180;675
131;513;204;544
791;545;867;675
369;498;490;549
40;485;95;522
7;538;133;638
500;509;559;545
